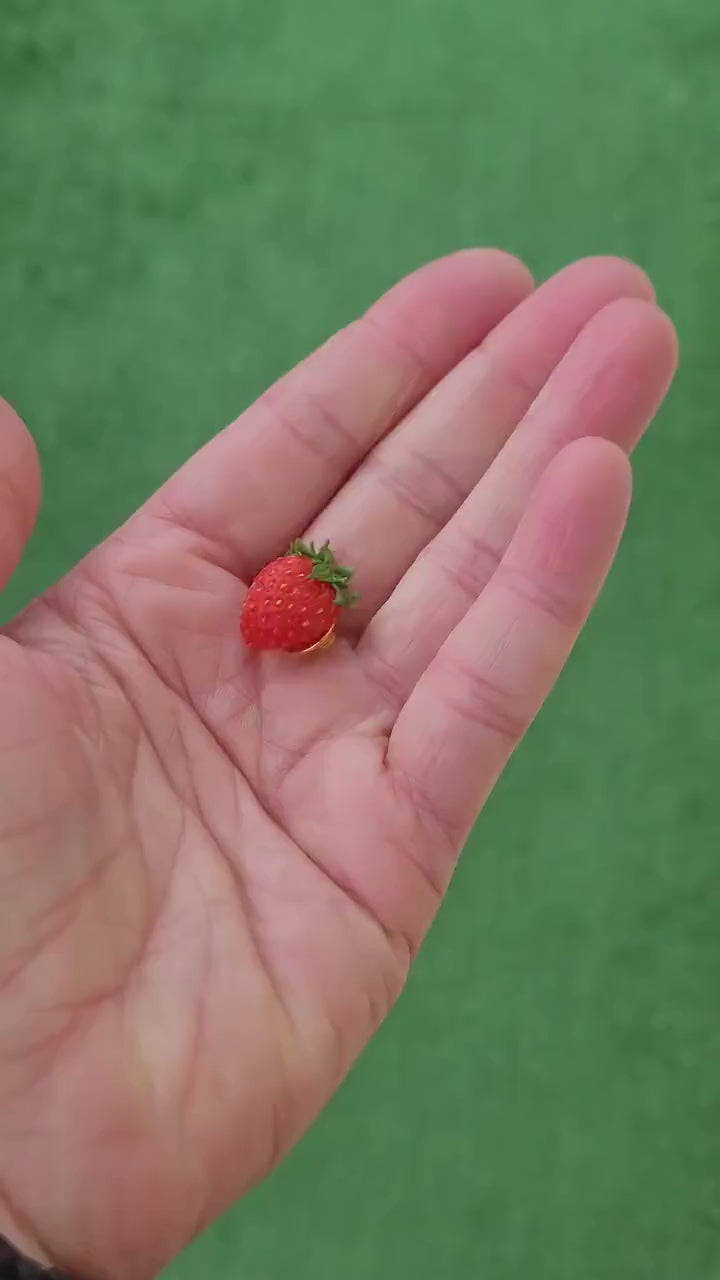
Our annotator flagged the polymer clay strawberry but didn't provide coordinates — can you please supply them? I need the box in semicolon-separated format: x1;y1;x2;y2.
240;539;358;653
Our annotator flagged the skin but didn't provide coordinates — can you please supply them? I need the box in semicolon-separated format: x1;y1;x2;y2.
0;251;676;1279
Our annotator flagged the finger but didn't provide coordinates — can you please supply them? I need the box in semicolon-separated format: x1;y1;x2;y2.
388;438;632;877
0;399;41;592
360;298;676;701
153;250;533;579
305;255;655;632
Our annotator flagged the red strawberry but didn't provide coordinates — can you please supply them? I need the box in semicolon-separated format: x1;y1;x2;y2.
240;539;358;653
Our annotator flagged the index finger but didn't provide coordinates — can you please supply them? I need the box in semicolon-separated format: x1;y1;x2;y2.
152;250;533;579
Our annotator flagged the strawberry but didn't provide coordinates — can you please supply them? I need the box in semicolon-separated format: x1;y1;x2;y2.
240;539;358;653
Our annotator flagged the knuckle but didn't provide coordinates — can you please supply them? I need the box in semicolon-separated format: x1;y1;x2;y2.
429;521;503;606
439;657;531;743
501;566;586;631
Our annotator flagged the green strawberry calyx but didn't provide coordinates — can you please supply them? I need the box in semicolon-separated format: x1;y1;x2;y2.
287;539;359;608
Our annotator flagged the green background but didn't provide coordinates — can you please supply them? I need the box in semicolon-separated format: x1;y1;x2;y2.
2;1;719;1276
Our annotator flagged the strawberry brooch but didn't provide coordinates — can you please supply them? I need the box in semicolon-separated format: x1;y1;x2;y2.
240;539;358;654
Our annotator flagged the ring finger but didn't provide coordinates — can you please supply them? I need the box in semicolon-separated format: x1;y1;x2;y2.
305;256;655;635
358;297;677;703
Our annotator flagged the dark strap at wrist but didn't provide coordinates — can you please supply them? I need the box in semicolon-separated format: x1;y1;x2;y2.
0;1236;70;1279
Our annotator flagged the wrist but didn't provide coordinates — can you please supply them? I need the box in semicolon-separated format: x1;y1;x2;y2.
0;1234;68;1276
0;1201;64;1276
0;1211;50;1269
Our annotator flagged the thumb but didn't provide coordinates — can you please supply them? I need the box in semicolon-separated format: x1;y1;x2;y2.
0;398;41;592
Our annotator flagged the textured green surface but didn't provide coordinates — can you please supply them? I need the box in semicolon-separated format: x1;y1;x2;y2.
2;1;720;1276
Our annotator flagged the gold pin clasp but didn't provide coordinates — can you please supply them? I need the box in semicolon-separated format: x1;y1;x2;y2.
298;626;336;655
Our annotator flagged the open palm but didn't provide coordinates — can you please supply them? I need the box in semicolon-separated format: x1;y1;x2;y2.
0;252;676;1280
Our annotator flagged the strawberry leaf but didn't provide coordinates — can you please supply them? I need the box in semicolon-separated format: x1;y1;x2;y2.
286;537;359;608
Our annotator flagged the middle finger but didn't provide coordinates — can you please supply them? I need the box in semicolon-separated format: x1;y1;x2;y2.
305;256;654;635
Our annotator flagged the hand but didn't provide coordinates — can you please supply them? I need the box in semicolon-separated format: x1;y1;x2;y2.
0;252;676;1279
